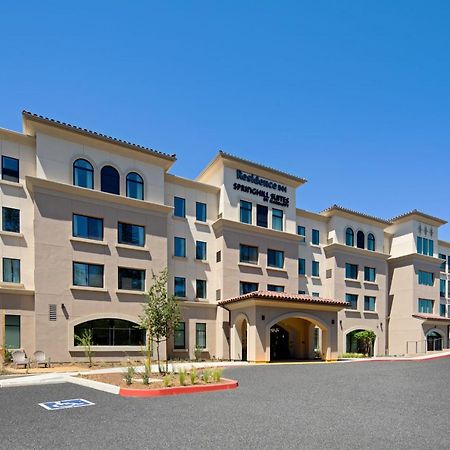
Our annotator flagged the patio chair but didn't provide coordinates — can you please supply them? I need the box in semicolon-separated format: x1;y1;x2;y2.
12;350;30;369
33;350;51;368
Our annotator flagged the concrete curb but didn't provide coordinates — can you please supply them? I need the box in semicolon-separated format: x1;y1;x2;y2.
351;352;450;363
67;376;120;395
119;378;239;397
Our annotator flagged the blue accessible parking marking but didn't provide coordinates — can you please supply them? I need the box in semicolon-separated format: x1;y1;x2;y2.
39;398;95;411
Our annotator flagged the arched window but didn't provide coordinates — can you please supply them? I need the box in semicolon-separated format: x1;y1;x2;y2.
74;319;145;346
101;166;120;195
356;230;365;249
73;159;94;189
367;233;375;251
345;227;354;246
126;172;144;200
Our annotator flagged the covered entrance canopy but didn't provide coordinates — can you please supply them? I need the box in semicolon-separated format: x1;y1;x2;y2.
219;291;348;362
412;313;450;352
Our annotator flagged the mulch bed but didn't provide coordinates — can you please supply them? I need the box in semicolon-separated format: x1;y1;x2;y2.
81;371;227;390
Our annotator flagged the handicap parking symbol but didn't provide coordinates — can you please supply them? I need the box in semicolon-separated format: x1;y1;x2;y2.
39;398;95;411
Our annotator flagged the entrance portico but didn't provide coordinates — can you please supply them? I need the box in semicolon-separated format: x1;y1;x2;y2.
219;291;348;362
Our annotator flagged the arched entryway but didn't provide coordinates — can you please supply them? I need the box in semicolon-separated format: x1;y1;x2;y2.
266;313;330;361
231;313;249;361
426;330;443;351
345;329;376;356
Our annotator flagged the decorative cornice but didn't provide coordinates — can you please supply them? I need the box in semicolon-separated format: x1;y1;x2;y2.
25;176;173;215
323;242;390;260
212;218;301;242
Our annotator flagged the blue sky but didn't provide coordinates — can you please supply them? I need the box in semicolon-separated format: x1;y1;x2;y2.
1;1;449;239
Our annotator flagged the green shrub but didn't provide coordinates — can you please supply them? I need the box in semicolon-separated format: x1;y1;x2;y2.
202;369;210;383
124;364;135;385
163;373;172;387
4;348;13;364
179;369;186;386
339;353;366;359
190;367;197;385
212;368;223;383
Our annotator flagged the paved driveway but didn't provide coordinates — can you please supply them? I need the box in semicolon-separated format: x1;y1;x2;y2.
1;359;449;449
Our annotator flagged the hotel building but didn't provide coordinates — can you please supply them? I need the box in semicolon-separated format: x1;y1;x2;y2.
0;111;449;362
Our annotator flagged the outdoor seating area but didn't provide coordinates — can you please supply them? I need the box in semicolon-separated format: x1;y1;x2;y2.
11;350;51;369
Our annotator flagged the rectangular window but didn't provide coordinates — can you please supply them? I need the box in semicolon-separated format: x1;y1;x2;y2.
196;323;206;349
312;261;319;277
174;322;185;349
118;267;145;291
174;277;186;297
297;225;306;242
174;196;186;218
196;279;207;299
73;214;103;240
196;202;207;222
216;250;221;263
267;249;284;268
3;258;20;283
364;296;376;312
417;236;433;257
2;207;20;233
272;209;283;231
440;279;446;297
345;293;358;310
312;229;320;245
1;156;19;182
73;262;104;288
240;200;252;224
418;298;433;313
364;267;376;282
174;237;186;257
240;281;258;295
256;204;268;228
298;258;306;275
418;270;434;286
267;284;284;292
345;263;358;280
216;289;221;301
196;241;207;260
5;315;20;349
439;254;447;272
298;290;306;294
118;222;145;247
240;244;258;265
440;304;446;317
312;292;320;297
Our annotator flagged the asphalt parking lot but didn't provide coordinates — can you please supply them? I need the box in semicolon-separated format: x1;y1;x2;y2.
1;359;449;450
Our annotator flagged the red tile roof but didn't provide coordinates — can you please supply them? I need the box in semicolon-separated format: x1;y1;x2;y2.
22;111;176;161
218;290;348;307
412;313;450;322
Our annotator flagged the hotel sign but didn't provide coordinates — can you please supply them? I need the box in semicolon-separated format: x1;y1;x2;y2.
233;169;290;207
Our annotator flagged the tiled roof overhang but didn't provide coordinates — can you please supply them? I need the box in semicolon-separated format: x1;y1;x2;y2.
218;290;348;307
412;313;450;322
22;110;176;161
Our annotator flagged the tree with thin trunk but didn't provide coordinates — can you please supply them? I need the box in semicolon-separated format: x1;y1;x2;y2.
139;269;181;373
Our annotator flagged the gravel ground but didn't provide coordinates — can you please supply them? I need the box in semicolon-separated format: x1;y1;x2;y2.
1;359;449;450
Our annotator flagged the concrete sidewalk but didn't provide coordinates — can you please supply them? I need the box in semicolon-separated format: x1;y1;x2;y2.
0;360;248;389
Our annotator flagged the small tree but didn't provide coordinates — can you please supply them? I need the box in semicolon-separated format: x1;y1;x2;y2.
139;269;180;373
75;328;94;367
354;330;376;356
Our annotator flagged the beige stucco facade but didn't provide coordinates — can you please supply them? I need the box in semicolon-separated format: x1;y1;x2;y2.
0;111;449;362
